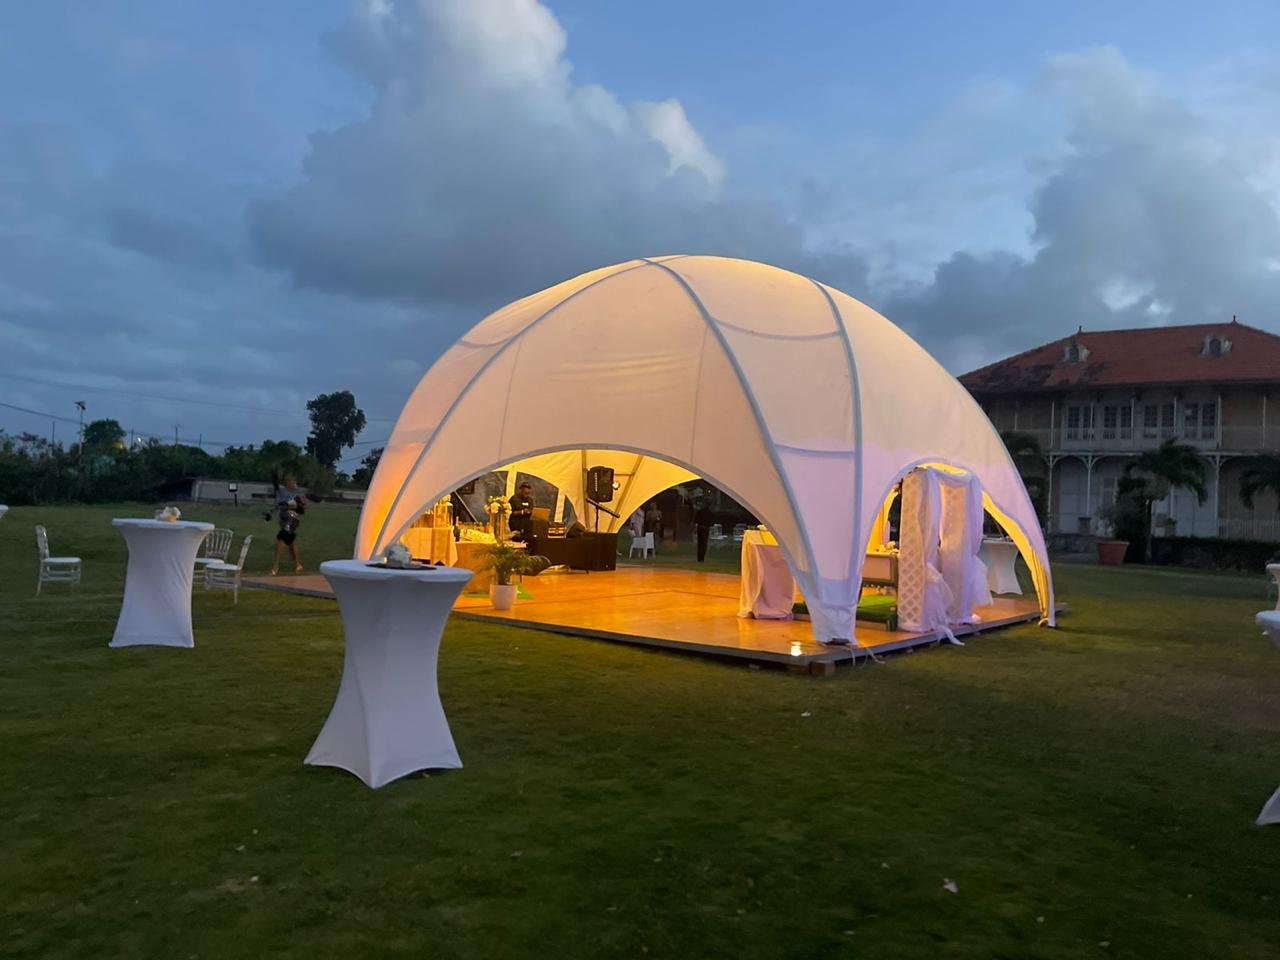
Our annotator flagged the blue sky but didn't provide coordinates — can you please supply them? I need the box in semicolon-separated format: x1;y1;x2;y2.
1;1;1278;453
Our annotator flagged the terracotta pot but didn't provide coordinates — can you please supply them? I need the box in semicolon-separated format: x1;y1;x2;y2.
490;583;517;610
1096;539;1129;566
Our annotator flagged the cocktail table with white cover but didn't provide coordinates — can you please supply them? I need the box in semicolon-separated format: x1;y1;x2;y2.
306;559;474;788
0;505;8;520
110;519;214;648
979;537;1022;595
739;529;796;620
1258;610;1280;825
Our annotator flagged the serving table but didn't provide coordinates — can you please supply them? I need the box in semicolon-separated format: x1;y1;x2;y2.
305;559;473;788
110;518;213;648
979;537;1022;595
738;529;796;620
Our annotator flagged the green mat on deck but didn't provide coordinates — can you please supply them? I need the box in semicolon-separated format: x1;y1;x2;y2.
465;584;534;600
793;593;898;630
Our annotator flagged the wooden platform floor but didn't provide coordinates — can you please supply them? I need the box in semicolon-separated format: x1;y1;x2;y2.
244;565;1049;672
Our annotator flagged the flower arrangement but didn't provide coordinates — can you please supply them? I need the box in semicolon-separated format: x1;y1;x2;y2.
486;495;512;541
154;505;181;522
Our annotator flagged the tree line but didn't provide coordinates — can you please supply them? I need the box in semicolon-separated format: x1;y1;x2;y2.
0;390;382;506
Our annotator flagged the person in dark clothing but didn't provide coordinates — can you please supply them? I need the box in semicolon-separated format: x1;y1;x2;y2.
509;481;535;542
694;499;714;562
270;475;307;575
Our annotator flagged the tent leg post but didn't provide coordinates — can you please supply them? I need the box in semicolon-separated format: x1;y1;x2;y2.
808;660;835;678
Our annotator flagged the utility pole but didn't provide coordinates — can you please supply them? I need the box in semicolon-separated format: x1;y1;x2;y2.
75;400;86;466
172;423;181;445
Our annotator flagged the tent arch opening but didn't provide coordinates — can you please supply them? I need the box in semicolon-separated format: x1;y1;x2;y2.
859;457;1055;626
374;440;809;592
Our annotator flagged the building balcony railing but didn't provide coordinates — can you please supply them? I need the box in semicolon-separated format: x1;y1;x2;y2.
1004;425;1280;455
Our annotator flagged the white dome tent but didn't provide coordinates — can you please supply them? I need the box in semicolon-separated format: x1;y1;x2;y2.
356;256;1054;644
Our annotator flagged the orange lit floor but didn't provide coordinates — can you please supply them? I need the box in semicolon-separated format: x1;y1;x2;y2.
244;564;1049;673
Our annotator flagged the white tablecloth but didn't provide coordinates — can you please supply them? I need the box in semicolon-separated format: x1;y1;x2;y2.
739;529;795;620
306;559;474;788
0;505;8;521
110;519;214;648
979;538;1022;595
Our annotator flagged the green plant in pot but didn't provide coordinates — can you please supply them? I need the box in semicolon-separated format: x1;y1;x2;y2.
1095;479;1147;566
477;543;548;610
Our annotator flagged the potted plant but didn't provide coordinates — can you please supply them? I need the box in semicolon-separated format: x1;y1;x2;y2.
476;543;548;610
1095;500;1131;566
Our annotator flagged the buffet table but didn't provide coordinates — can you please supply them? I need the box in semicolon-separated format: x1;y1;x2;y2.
738;529;796;620
110;518;213;648
401;526;458;566
305;560;474;788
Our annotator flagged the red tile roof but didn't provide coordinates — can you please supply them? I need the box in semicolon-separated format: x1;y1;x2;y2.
959;320;1280;394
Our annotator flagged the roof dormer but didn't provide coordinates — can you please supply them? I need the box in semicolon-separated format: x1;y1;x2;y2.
1063;341;1089;363
1202;334;1231;357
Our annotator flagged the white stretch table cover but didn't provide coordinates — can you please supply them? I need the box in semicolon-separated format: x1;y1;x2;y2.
110;519;214;648
306;559;473;788
739;530;795;620
980;538;1023;595
0;505;8;520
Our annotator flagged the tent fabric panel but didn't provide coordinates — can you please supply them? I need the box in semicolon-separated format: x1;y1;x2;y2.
714;325;855;451
663;256;841;337
494;267;705;463
460;260;644;347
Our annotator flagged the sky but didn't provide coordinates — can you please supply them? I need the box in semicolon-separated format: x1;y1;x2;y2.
2;0;1278;460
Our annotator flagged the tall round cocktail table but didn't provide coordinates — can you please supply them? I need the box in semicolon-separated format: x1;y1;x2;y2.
305;559;474;788
110;519;214;648
979;538;1022;595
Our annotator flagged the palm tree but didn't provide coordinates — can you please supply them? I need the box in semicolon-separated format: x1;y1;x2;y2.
1239;453;1280;531
1124;440;1208;561
1239;453;1280;507
1000;430;1047;524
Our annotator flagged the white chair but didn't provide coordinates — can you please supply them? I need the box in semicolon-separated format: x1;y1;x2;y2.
1260;611;1280;652
731;523;748;544
0;505;9;521
194;527;233;572
628;532;656;559
205;535;253;603
1267;564;1280;612
708;523;728;549
35;524;81;596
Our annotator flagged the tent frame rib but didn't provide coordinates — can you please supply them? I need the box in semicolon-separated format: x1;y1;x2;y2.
642;258;822;595
368;259;653;555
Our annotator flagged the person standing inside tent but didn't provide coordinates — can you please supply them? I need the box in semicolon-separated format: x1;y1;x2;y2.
644;501;662;545
509;481;535;542
270;475;307;575
694;498;714;563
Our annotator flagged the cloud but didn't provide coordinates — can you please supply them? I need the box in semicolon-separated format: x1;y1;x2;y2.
886;47;1280;367
249;0;863;309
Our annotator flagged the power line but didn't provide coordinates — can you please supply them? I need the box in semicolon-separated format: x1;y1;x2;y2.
0;371;398;424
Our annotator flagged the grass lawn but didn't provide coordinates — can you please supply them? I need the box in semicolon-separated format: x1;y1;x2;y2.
1;502;1278;959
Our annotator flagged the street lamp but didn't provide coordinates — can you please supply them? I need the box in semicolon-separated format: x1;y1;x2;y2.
74;401;86;465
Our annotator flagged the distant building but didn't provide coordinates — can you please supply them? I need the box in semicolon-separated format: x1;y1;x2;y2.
960;319;1280;541
156;477;367;504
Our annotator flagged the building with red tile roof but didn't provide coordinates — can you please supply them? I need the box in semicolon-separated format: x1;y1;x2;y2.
960;319;1280;541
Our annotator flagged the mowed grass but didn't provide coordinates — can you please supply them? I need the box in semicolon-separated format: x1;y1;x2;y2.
0;502;1277;959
